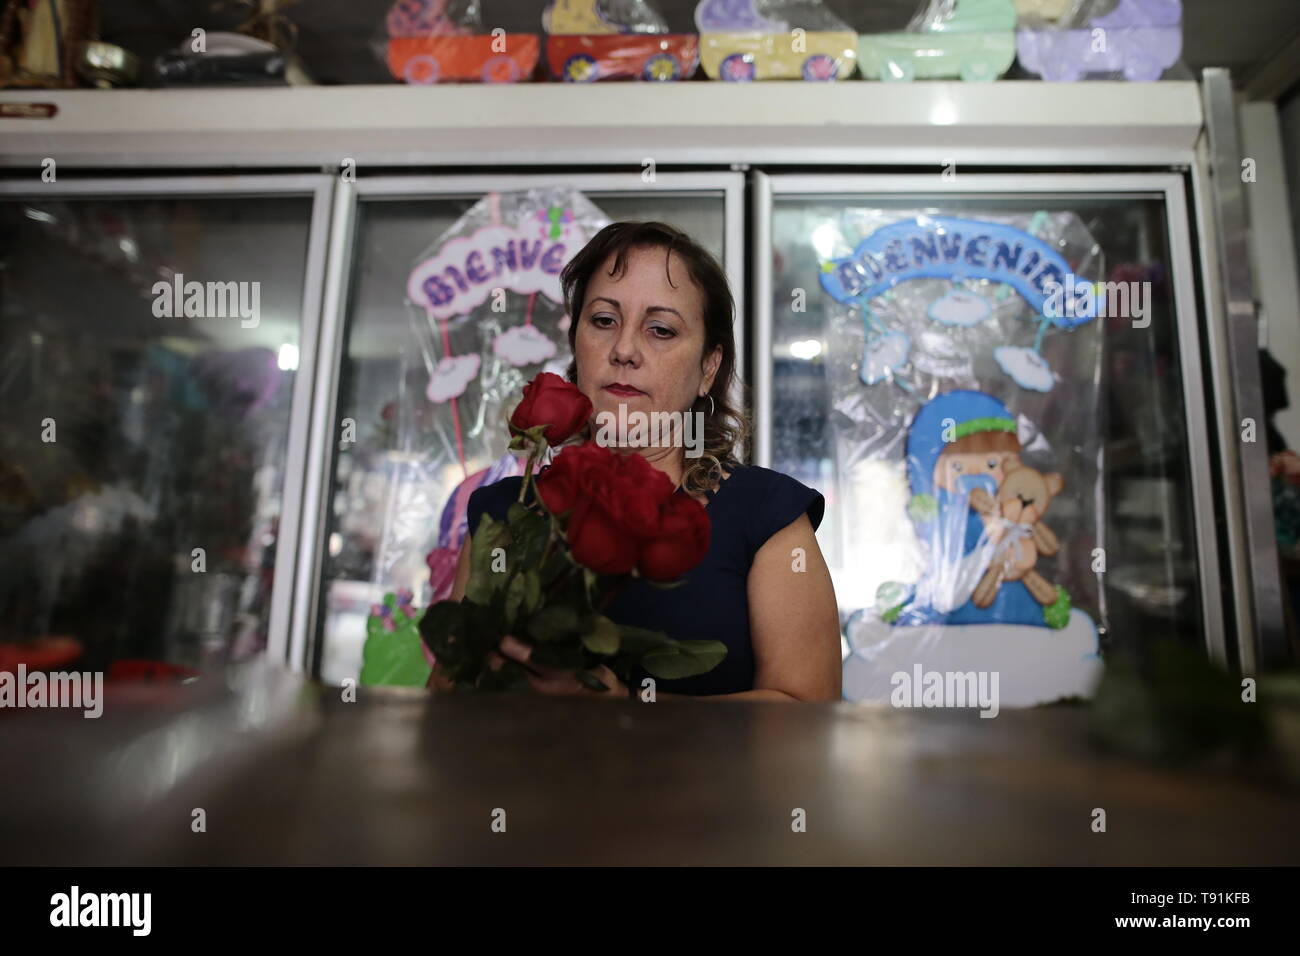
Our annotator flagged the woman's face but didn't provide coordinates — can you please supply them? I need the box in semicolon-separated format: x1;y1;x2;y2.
573;245;722;438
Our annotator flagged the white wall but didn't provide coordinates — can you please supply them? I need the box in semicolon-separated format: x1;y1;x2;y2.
1242;100;1300;449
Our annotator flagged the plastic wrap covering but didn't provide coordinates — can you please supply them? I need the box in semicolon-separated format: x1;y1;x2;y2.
695;0;857;81
367;187;611;641
1015;0;1187;82
380;0;539;84
858;0;1018;82
543;0;698;81
810;209;1109;706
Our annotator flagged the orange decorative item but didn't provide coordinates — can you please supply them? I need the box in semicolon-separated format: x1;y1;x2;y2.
383;0;538;84
543;0;697;82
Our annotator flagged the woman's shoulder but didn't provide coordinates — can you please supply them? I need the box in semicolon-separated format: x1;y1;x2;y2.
467;475;525;536
719;464;826;546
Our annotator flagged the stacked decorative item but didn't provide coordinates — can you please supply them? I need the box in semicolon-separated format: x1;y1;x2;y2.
1016;0;1184;82
383;0;539;84
694;0;857;81
543;0;698;82
858;0;1018;82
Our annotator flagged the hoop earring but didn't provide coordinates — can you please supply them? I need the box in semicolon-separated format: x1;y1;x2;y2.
700;394;714;416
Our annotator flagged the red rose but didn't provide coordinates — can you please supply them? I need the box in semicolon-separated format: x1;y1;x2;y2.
510;372;592;445
590;448;674;537
566;496;642;576
637;493;711;581
536;441;606;515
536;442;708;581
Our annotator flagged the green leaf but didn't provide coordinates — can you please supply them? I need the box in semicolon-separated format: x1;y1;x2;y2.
616;625;674;656
467;514;508;605
640;640;728;680
527;605;580;642
507;507;550;569
503;570;543;631
581;616;620;655
504;572;527;631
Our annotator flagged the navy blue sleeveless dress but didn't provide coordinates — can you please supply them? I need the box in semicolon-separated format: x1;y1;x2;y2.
466;463;825;696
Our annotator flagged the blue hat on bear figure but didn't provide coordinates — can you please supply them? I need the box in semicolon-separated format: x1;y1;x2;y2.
906;390;1017;499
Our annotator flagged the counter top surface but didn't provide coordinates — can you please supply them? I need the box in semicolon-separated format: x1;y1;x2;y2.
2;670;1296;866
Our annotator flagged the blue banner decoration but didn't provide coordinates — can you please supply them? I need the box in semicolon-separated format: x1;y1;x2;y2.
819;216;1097;328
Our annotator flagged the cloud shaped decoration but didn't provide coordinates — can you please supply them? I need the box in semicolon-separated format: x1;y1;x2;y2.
493;324;557;368
861;331;910;385
426;353;481;403
995;346;1055;392
927;289;992;327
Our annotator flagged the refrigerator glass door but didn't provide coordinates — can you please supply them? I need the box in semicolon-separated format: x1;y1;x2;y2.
314;176;741;684
0;178;328;673
763;175;1218;705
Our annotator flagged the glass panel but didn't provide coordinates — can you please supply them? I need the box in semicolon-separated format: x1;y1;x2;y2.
770;193;1203;684
317;189;727;684
0;193;313;673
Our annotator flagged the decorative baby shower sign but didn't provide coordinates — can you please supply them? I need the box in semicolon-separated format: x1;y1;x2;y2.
407;218;573;321
817;211;1107;708
819;215;1100;392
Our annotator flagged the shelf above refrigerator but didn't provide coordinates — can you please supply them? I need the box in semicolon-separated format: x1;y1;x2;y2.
0;81;1203;169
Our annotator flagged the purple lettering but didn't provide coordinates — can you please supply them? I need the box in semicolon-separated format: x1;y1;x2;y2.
1033;263;1064;296
491;244;516;274
540;243;566;275
442;265;469;294
963;236;990;268
835;261;867;297
883;239;909;272
992;241;1023;274
518;240;542;271
909;234;938;266
466;250;489;284
938;233;963;262
422;274;456;308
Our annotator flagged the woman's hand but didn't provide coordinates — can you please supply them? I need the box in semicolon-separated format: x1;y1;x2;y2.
489;635;628;699
427;657;455;691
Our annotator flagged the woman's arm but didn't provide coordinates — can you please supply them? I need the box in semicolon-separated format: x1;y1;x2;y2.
450;532;473;603
635;515;841;703
743;512;842;701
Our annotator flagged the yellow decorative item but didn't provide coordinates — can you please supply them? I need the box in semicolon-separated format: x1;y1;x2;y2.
695;0;856;81
544;0;620;35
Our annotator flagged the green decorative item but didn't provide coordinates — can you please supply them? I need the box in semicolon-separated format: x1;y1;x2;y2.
907;492;938;523
360;590;432;688
1043;585;1071;630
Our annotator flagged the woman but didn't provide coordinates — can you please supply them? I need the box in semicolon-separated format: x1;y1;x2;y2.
440;221;841;701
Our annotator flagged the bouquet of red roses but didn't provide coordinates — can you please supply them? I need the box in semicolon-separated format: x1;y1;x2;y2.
419;372;725;693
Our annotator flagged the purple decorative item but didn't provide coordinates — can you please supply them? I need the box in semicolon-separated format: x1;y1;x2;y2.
424;452;524;604
1016;0;1182;82
695;0;787;32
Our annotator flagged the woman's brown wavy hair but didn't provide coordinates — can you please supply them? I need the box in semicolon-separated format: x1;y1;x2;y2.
559;221;751;497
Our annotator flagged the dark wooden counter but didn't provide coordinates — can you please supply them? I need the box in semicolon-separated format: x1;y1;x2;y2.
2;667;1298;866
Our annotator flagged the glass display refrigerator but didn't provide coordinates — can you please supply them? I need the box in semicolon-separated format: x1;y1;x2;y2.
0;79;1281;699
